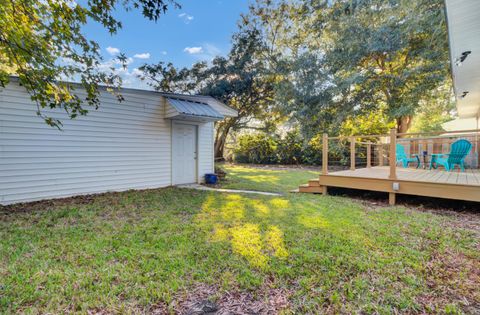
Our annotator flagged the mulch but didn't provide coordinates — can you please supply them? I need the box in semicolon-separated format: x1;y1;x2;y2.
149;282;291;315
328;187;480;237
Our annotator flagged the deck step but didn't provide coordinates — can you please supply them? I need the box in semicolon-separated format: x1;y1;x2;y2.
298;184;324;193
308;179;320;187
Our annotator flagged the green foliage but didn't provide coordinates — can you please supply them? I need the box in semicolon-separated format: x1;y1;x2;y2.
232;130;325;165
410;84;456;133
276;130;303;164
340;110;395;136
0;0;177;127
251;0;452;136
302;134;323;165
324;0;450;133
233;133;278;164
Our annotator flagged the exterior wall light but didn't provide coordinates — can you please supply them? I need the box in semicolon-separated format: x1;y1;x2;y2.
455;51;472;66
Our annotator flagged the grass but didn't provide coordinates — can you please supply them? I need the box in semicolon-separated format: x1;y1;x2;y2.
1;166;479;314
218;163;318;193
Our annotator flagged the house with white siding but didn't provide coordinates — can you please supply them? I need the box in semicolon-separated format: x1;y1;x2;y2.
0;78;237;205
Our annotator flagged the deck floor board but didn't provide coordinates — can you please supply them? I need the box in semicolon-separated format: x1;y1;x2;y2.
327;166;480;187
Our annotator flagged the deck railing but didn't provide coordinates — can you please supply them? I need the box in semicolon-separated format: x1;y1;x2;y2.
322;128;480;180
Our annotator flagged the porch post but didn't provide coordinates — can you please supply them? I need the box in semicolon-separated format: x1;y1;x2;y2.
350;136;356;171
322;133;328;175
378;144;384;166
367;142;372;168
389;128;397;180
389;192;396;205
322;133;329;195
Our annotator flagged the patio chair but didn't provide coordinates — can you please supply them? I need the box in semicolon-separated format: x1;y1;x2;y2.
396;144;420;168
430;139;472;172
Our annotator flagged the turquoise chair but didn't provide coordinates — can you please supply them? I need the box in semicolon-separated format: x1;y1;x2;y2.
430;139;472;172
396;144;420;168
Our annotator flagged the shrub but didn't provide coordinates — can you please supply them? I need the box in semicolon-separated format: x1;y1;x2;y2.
231;130;354;166
233;133;278;164
302;134;322;165
276;130;304;164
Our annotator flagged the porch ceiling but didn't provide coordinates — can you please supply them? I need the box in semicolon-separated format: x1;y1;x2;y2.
445;0;480;118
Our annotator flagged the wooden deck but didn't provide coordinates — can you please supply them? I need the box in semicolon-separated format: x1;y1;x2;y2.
299;166;480;204
330;166;480;186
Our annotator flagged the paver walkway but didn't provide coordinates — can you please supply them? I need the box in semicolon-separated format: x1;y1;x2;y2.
176;184;282;196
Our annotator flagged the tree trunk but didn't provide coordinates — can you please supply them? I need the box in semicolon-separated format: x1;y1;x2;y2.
396;115;412;134
214;121;233;160
214;129;228;160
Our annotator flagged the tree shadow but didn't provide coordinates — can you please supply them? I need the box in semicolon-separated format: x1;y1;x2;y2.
194;191;378;270
327;187;480;212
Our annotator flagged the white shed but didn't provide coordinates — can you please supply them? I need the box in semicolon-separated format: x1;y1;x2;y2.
0;79;237;205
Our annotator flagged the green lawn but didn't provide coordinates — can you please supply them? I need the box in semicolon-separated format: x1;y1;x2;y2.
218;164;318;193
1;166;478;314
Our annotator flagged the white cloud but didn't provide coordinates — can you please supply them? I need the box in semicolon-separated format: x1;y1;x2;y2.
161;51;167;55
133;53;151;59
184;46;203;54
178;13;194;24
184;43;222;62
106;46;120;55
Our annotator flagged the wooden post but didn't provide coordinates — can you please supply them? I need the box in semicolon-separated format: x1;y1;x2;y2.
322;186;328;195
389;192;396;205
389;128;397;180
378;144;384;166
322;133;328;175
322;133;328;195
367;142;372;168
350;136;356;171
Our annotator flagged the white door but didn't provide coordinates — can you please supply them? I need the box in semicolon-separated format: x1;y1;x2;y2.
172;123;197;184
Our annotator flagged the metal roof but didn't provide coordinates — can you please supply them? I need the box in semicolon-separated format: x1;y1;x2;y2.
160;92;238;117
7;76;237;118
166;97;224;119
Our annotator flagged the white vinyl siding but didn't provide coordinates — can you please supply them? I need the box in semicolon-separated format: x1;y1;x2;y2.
164;98;178;118
0;83;172;205
0;83;224;205
197;122;215;182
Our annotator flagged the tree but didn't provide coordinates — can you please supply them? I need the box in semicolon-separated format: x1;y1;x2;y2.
409;82;455;133
0;0;178;127
324;0;450;133
140;27;277;159
253;0;451;135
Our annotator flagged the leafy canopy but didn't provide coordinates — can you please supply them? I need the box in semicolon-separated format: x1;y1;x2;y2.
254;0;451;135
0;0;178;127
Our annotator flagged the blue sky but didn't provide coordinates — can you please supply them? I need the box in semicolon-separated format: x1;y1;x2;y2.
83;0;251;88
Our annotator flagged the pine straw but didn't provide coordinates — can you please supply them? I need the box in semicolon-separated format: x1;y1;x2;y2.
419;247;480;313
149;282;291;315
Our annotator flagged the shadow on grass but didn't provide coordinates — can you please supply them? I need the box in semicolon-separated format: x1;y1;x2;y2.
221;165;318;193
1;187;478;314
327;187;480;212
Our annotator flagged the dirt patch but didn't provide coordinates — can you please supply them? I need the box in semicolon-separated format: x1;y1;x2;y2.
149;283;291;314
327;187;480;238
0;187;177;214
419;248;480;313
0;193;99;214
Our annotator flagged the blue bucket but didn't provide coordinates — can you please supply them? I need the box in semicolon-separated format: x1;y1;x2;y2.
205;173;218;185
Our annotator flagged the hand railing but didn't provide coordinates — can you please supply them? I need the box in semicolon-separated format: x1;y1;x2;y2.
321;128;480;175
